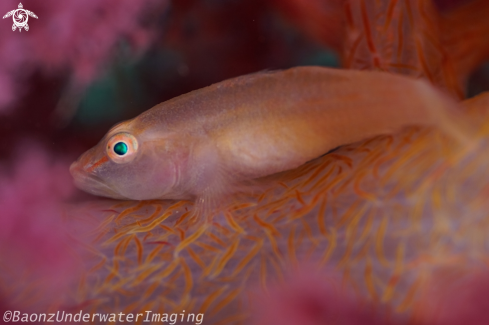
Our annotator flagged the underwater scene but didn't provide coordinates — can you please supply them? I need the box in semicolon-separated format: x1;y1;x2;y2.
2;0;489;324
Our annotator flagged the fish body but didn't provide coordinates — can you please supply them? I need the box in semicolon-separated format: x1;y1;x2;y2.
70;66;461;206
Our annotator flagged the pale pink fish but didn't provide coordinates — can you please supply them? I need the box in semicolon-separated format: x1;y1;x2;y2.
70;66;466;213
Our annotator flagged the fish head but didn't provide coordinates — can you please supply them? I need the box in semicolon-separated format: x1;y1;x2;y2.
70;120;185;200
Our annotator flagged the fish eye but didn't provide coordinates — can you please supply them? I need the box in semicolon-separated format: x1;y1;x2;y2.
113;142;128;156
107;133;138;163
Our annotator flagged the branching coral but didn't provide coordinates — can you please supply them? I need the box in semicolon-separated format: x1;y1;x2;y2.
274;0;489;98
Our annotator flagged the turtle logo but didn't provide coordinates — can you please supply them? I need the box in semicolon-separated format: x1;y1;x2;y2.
3;3;38;32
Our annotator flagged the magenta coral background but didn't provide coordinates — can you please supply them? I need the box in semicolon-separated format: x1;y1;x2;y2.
0;144;80;307
0;0;161;111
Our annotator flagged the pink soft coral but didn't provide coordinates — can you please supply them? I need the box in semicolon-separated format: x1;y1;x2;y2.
0;0;166;112
250;268;394;325
413;270;489;325
0;143;80;310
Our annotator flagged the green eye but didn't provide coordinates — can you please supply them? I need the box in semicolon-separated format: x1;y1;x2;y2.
113;142;128;156
107;133;138;163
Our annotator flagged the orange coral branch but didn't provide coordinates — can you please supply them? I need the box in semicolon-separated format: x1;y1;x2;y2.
441;0;489;83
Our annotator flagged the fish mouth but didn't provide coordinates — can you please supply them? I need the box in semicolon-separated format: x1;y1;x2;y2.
69;162;128;200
